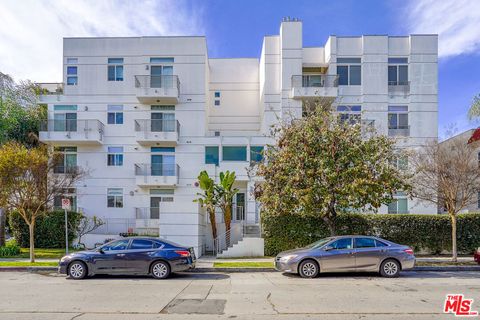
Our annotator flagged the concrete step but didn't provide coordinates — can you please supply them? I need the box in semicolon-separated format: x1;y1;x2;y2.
217;238;265;258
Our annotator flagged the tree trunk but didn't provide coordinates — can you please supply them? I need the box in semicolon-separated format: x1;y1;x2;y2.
322;215;336;236
0;208;5;247
209;208;217;240
450;213;457;262
28;222;35;263
225;205;232;247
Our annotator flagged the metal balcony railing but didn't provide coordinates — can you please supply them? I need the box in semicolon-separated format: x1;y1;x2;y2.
135;207;160;220
53;165;79;174
292;75;339;88
134;75;180;90
388;125;410;137
388;81;410;95
134;163;179;177
34;83;64;95
134;119;180;134
40;119;105;134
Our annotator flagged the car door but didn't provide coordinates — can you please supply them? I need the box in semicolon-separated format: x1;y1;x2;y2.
124;239;159;274
92;239;130;274
354;237;386;271
319;238;356;272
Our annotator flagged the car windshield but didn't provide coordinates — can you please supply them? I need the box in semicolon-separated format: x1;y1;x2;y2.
304;237;332;249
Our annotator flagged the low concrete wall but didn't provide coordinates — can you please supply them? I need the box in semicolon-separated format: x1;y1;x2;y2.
218;238;264;258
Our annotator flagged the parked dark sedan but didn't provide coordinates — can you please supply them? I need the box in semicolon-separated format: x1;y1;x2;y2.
275;235;415;278
59;237;196;279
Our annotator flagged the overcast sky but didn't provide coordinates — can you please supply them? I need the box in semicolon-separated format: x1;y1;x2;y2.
0;0;479;137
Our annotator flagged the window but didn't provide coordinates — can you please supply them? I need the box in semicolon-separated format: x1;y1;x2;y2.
107;147;124;166
250;146;264;163
150;57;174;63
329;238;352;250
388;192;408;214
107;105;124;124
54;146;77;174
102;239;129;251
130;239;154;250
388;106;409;131
214;100;220;106
354;238;376;248
375;240;389;247
107;188;123;208
337;58;361;85
108;58;124;81
66;58;78;64
53;188;77;211
337;105;361;124
205;146;219;166
150;189;174;202
391;154;408;170
67;66;77;85
388;58;408;86
223;146;247;161
214;91;221;98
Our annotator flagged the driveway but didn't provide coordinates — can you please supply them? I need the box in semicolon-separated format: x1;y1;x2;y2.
0;271;478;319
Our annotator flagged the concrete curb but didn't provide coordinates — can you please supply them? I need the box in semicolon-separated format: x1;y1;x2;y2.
0;266;479;273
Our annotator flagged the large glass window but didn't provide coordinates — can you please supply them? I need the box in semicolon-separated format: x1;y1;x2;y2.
354;238;376;248
329;238;353;250
130;239;154;250
205;146;219;165
107;147;124;166
67;66;78;85
102;239;129;251
337;105;361;124
223;146;247;161
54;146;77;173
388;192;408;214
388;106;409;129
108;58;124;81
250;146;264;163
107;105;124;124
107;188;123;208
337;58;361;86
388;58;408;85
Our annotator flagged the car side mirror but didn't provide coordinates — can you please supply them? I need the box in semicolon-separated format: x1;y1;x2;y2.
97;248;105;254
324;245;334;251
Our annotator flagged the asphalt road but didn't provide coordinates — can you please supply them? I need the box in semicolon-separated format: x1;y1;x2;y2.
0;271;478;319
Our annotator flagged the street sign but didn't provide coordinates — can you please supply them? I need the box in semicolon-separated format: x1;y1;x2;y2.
61;198;71;210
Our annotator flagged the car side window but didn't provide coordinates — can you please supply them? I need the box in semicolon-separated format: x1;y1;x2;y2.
354;238;376;248
130;239;154;250
375;240;389;247
103;240;129;251
329;238;352;250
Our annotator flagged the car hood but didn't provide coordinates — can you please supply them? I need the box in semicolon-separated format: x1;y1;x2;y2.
277;248;312;257
61;250;98;259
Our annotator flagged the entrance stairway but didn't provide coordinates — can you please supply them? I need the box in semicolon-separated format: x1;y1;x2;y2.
215;223;264;258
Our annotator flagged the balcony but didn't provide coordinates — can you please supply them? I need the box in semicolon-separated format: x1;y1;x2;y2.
39;120;105;145
134;119;180;146
388;81;410;96
53;165;80;175
290;75;338;100
135;207;160;232
134;75;180;104
134;163;179;187
388;125;410;137
35;83;64;102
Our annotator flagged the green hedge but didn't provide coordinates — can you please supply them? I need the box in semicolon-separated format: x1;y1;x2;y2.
8;210;81;248
0;239;21;257
262;213;480;256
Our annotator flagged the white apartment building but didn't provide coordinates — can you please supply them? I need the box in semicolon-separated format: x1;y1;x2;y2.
37;19;438;256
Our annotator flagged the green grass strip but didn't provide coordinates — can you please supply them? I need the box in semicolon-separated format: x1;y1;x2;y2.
213;261;274;268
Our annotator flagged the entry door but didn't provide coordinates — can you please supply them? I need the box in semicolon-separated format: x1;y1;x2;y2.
150;197;162;219
151;112;175;132
320;238;356;272
150;66;173;88
233;193;245;221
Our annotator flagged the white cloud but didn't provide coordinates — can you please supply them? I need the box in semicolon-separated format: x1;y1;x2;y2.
406;0;480;58
0;0;204;82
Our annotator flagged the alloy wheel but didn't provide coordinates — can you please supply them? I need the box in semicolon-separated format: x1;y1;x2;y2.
301;262;317;277
383;261;398;276
69;263;84;279
152;262;169;279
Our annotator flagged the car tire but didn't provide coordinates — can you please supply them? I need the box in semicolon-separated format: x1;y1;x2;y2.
151;261;171;279
380;259;401;278
68;261;87;280
298;259;319;278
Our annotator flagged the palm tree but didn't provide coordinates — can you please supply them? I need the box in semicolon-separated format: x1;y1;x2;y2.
194;171;218;240
216;171;239;246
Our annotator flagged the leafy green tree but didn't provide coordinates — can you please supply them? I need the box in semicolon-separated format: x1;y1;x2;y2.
216;171;239;245
194;171;219;240
0;142;84;262
256;103;410;235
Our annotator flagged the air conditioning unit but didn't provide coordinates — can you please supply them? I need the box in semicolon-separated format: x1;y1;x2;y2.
214;131;220;137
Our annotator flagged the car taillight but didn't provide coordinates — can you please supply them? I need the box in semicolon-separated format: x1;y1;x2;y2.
175;250;190;257
404;248;414;255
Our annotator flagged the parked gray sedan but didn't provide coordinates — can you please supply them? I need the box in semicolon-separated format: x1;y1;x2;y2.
275;235;415;278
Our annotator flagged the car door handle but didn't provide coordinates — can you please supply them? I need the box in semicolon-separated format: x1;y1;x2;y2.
116;253;125;257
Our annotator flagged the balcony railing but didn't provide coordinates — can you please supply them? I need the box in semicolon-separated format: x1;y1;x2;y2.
134;119;180;134
388;125;410;137
53;165;79;174
292;75;339;88
135;207;160;220
134;163;179;177
40;119;104;133
34;83;64;95
134;75;180;90
388;81;410;96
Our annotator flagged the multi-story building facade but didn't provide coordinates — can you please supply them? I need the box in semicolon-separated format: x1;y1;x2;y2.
37;19;438;256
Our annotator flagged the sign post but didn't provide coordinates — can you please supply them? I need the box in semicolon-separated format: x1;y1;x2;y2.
61;198;71;254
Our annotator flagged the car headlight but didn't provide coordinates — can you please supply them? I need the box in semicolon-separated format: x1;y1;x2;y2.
279;255;297;262
60;255;72;262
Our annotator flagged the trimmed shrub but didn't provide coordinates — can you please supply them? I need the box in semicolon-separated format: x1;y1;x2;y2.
262;213;480;256
0;239;21;257
8;210;82;248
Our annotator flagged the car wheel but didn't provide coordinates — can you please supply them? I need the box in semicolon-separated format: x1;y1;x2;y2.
380;259;401;278
151;261;170;279
298;259;319;278
68;261;87;280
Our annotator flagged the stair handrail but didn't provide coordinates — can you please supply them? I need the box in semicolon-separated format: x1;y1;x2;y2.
213;220;245;256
